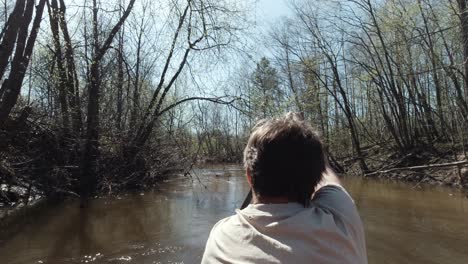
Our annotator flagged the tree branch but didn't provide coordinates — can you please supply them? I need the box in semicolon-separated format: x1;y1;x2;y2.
158;96;239;117
95;0;136;61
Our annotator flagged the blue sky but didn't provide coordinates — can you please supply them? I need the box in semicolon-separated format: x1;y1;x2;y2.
248;0;292;60
256;0;292;24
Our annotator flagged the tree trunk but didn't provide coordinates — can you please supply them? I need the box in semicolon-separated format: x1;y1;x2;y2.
79;0;136;204
0;0;46;125
58;0;83;135
0;0;25;81
48;0;71;134
80;0;100;205
129;24;143;133
458;0;468;102
116;30;124;131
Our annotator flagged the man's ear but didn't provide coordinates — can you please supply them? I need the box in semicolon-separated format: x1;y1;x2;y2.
246;168;253;187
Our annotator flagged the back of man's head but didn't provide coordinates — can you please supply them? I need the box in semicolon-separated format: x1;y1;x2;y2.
243;112;326;206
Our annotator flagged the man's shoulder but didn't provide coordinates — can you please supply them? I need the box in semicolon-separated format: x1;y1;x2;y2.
311;185;365;239
312;184;358;215
209;212;244;236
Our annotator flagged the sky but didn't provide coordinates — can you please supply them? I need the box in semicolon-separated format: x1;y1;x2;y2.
257;0;291;18
243;0;293;66
255;0;292;26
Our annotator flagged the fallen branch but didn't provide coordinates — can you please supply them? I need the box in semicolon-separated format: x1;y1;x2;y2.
365;160;468;177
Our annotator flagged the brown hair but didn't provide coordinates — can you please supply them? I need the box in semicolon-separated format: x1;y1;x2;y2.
243;113;326;206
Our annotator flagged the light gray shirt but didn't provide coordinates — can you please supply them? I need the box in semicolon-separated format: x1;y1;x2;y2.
202;185;368;264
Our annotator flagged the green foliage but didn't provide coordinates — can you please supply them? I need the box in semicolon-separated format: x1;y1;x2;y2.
249;57;283;119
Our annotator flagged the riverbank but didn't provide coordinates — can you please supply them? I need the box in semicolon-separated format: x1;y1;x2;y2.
353;146;468;188
365;161;468;187
0;119;188;209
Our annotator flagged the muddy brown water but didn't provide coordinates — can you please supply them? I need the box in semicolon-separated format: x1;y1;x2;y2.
1;164;468;264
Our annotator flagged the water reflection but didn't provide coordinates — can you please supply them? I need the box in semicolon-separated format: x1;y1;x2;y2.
0;164;467;264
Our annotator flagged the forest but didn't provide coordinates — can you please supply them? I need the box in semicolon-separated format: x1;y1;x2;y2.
1;0;468;208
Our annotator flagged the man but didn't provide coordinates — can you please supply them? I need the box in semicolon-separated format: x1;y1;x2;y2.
202;113;367;264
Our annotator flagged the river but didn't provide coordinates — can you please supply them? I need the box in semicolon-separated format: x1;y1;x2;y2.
1;164;468;264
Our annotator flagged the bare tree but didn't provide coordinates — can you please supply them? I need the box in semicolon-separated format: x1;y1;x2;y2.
80;0;136;202
0;0;47;125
